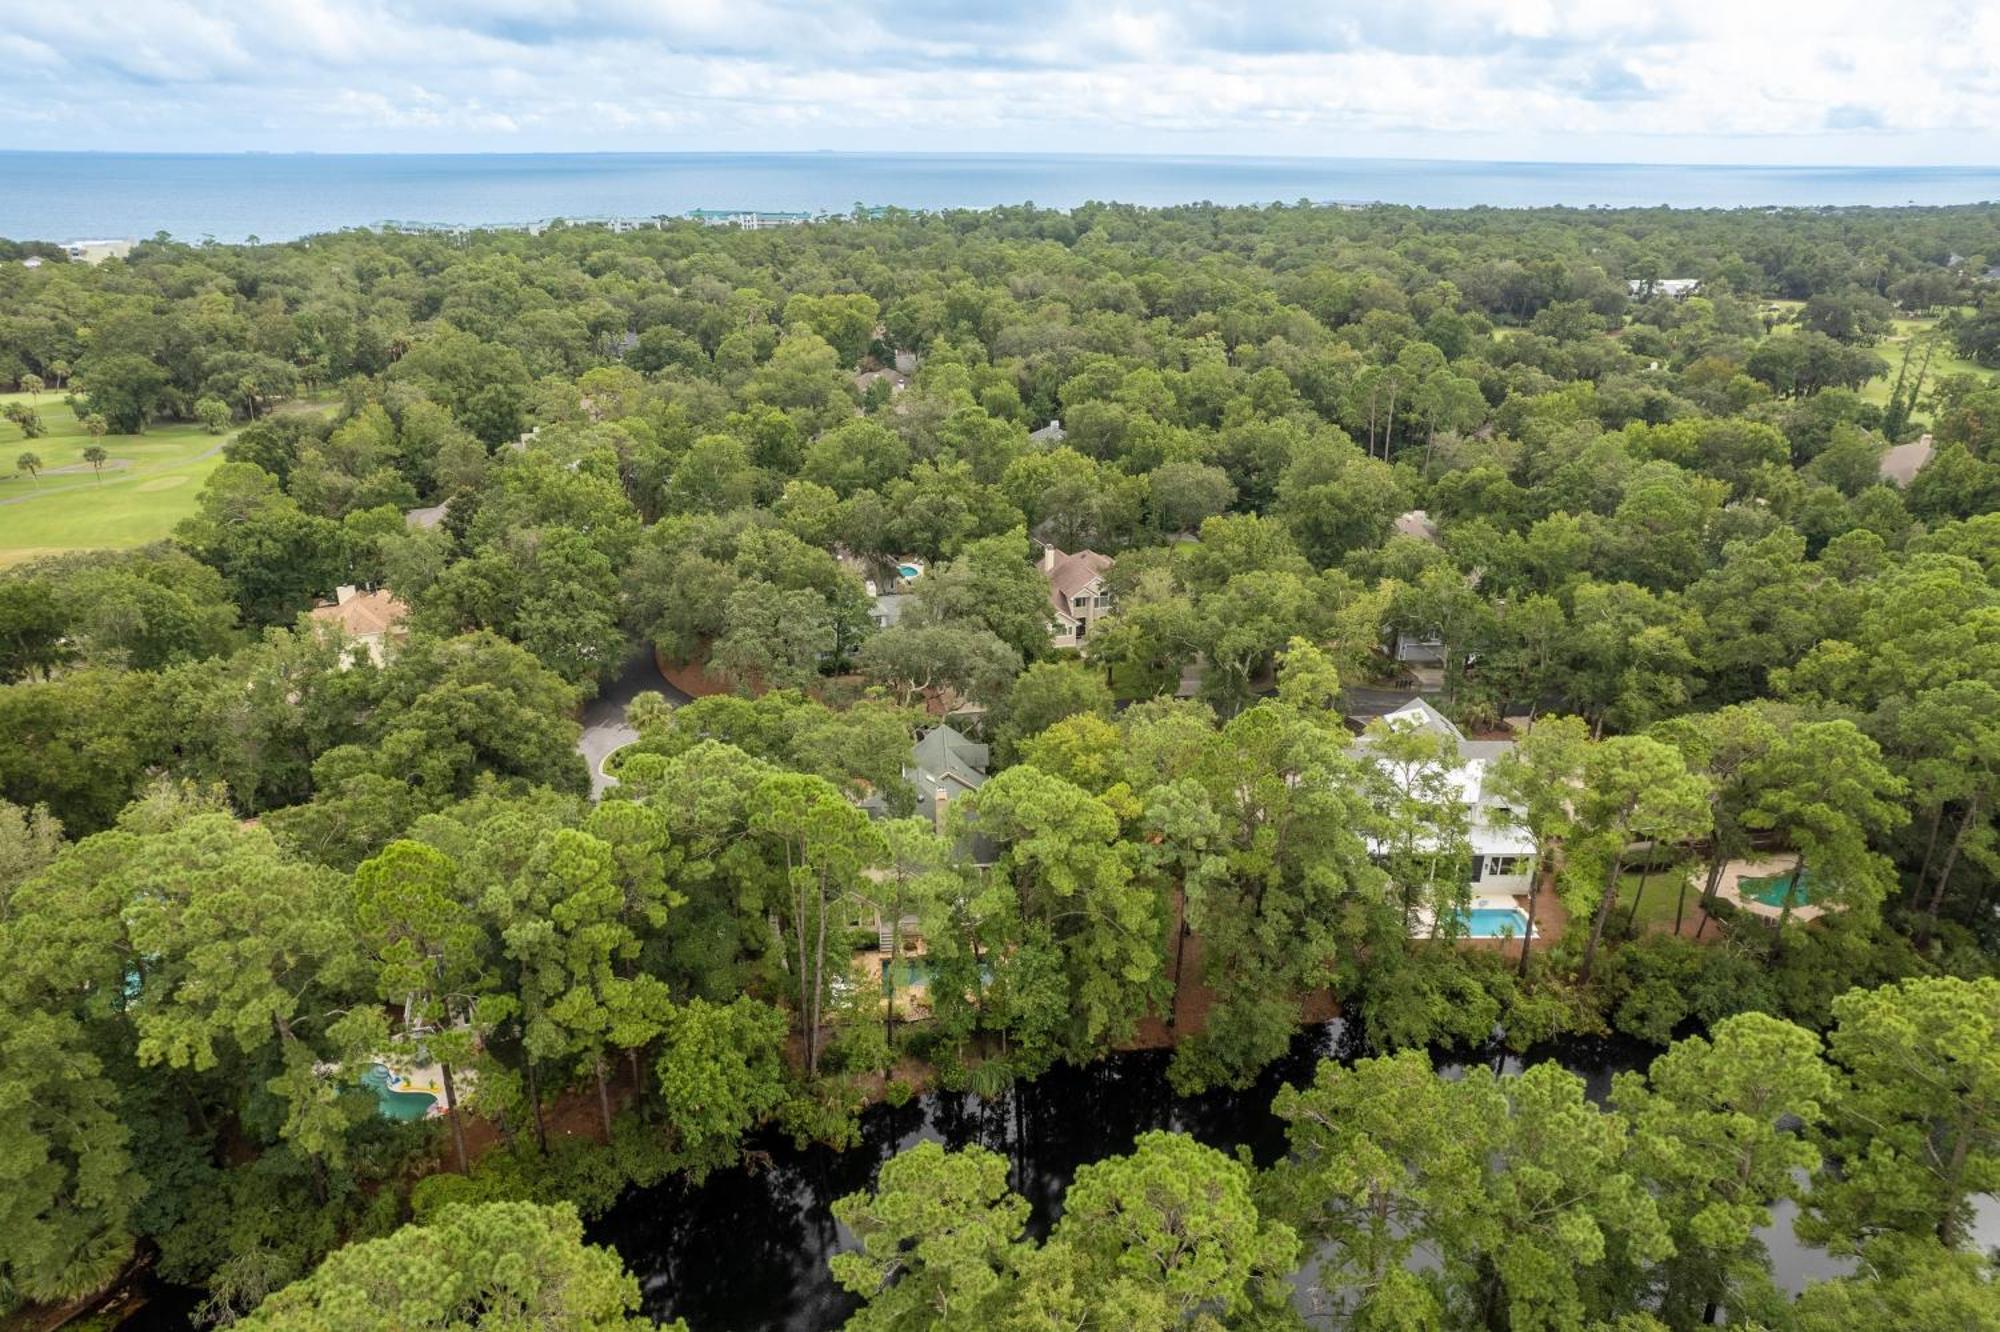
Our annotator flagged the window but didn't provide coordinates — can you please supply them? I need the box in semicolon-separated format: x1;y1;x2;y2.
1485;855;1529;878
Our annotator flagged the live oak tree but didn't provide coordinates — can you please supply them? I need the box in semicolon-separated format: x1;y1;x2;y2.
966;764;1162;1067
8;192;2000;1323
653;996;789;1172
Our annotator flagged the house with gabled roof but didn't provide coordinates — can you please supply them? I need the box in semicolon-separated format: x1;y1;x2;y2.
857;722;997;877
1351;698;1538;897
307;585;410;666
1040;545;1113;649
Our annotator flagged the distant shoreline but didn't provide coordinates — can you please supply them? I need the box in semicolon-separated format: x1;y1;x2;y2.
4;151;1998;244
6;147;2000;171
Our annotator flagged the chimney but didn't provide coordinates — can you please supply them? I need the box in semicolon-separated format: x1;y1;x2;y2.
933;787;949;836
1040;545;1060;572
334;584;358;605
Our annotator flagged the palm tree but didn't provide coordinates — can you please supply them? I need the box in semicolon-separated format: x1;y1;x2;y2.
624;690;672;731
82;444;109;482
16;451;42;485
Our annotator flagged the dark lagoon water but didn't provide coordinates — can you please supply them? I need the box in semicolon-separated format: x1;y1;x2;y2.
584;1021;1846;1332
120;1012;2000;1330
7;152;2000;244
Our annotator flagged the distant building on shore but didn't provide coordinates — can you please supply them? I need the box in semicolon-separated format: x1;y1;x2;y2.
686;209;813;230
64;239;133;264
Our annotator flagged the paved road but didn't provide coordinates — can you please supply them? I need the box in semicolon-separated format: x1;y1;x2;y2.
579;645;691;796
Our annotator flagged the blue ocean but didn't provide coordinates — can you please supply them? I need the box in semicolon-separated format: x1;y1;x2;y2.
4;151;1999;244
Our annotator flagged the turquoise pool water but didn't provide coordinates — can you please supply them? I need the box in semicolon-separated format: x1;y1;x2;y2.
1456;906;1531;938
897;563;922;581
1741;870;1815;908
881;958;993;991
360;1064;437;1122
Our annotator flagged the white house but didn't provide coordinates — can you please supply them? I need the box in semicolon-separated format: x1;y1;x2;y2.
1626;277;1702;300
1040;546;1113;649
63;239;134;264
869;592;911;631
1353;699;1538;897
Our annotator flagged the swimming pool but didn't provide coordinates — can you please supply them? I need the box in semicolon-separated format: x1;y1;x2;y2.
882;958;934;990
1740;870;1815;908
360;1064;438;1122
1455;905;1532;938
896;562;923;581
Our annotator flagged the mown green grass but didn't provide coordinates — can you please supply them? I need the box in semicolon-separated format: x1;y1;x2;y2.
1751;307;1994;419
1856;316;1994;413
0;393;327;567
1615;861;1703;935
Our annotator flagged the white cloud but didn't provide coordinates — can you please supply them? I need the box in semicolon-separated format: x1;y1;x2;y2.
1;0;1996;162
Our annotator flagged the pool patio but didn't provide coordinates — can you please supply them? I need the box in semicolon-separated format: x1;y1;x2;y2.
1715;855;1826;922
1411;895;1535;941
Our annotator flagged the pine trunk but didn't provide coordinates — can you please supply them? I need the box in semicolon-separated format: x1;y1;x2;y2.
1515;858;1545;978
1579;850;1625;982
1693;856;1726;940
525;1055;548;1153
1169;882;1190;1029
1920;794;1981;945
441;1061;469;1174
1625;857;1655;933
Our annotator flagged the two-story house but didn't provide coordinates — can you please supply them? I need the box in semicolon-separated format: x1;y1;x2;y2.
1040;546;1113;649
1352;699;1539;932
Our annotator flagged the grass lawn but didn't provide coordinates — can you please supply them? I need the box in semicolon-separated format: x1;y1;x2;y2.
1856;315;1995;415
1615;861;1703;935
0;392;327;567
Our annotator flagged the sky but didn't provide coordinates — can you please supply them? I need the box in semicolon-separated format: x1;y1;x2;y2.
6;0;2000;164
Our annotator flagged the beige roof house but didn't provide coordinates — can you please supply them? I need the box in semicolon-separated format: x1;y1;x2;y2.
1041;546;1113;649
1392;509;1440;544
1879;434;1934;488
309;585;410;665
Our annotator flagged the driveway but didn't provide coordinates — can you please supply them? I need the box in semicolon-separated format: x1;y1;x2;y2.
579;645;691;796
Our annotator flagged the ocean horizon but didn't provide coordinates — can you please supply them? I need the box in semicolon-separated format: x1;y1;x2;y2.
5;150;2000;244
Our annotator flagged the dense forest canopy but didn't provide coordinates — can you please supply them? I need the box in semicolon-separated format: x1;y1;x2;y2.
1;200;1998;1329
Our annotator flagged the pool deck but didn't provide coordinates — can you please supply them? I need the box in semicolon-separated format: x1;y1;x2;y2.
374;1058;473;1115
1714;855;1824;922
